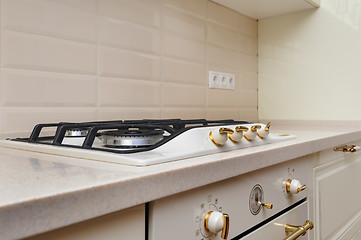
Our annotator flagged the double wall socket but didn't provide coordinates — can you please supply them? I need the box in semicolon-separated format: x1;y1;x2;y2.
209;71;235;90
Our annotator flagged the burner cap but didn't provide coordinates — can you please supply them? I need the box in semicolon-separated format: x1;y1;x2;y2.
100;129;164;147
65;128;88;137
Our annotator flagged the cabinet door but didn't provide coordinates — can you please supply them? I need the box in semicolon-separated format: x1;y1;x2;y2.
339;216;361;240
25;205;145;240
313;150;361;240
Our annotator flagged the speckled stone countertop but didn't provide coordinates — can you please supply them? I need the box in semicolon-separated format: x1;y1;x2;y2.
2;121;361;239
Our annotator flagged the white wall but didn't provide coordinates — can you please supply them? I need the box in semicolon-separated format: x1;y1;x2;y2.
258;0;361;120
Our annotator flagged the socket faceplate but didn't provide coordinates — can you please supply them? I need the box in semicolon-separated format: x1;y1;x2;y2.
209;71;235;90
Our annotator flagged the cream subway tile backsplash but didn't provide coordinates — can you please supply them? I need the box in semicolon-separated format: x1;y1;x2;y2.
164;0;206;17
98;108;161;120
206;1;240;30
99;78;161;107
239;35;258;55
239;54;258;73
2;0;98;43
163;33;205;63
1;70;97;107
207;88;239;108
207;23;240;50
239;108;258;121
0;0;258;133
239;72;258;91
239;14;258;37
162;83;206;108
99;0;161;28
162;108;206;119
100;47;160;80
100;18;161;54
2;30;97;74
162;58;205;85
207;45;241;69
239;90;258;108
206;108;240;120
163;7;206;41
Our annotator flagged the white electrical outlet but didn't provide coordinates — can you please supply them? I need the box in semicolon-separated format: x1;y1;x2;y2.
209;71;235;90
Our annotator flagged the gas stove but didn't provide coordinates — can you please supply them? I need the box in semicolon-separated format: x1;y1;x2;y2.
0;119;295;166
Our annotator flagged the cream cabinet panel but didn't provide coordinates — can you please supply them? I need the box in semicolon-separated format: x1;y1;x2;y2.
25;205;145;240
313;149;361;240
211;0;319;19
339;216;361;240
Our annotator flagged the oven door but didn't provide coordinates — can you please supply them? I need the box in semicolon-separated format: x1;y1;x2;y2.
238;201;310;240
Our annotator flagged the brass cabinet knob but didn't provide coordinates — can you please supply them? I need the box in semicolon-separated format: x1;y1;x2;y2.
286;179;307;194
228;126;248;143
210;128;234;146
204;211;230;239
284;220;314;240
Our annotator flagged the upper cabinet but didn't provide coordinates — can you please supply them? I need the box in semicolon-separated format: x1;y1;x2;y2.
210;0;320;19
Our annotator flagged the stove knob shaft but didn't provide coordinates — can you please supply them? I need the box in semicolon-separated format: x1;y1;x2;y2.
243;125;261;141
286;179;307;194
228;126;248;143
204;211;229;239
257;122;271;139
210;128;234;146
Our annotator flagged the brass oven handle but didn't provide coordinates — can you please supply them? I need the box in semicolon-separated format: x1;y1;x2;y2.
283;220;314;240
334;145;361;153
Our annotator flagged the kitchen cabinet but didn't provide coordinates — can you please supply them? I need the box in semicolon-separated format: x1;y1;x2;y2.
24;205;145;240
309;141;361;240
211;0;320;19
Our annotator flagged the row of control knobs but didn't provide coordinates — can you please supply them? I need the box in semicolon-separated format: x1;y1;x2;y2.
203;178;307;239
210;122;271;146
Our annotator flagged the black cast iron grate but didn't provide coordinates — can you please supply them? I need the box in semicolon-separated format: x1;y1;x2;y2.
12;119;250;154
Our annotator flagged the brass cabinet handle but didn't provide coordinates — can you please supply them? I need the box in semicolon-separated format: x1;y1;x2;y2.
334;145;361;152
284;220;314;240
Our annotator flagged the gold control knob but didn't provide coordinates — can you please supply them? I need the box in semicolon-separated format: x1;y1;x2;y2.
243;125;261;141
228;126;248;143
258;201;273;209
284;220;314;240
209;128;234;146
204;211;230;239
286;179;307;194
257;122;271;139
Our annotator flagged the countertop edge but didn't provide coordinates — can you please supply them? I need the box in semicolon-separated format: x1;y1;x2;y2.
2;128;361;239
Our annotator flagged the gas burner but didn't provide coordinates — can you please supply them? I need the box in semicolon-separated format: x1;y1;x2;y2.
100;129;164;148
65;128;89;137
